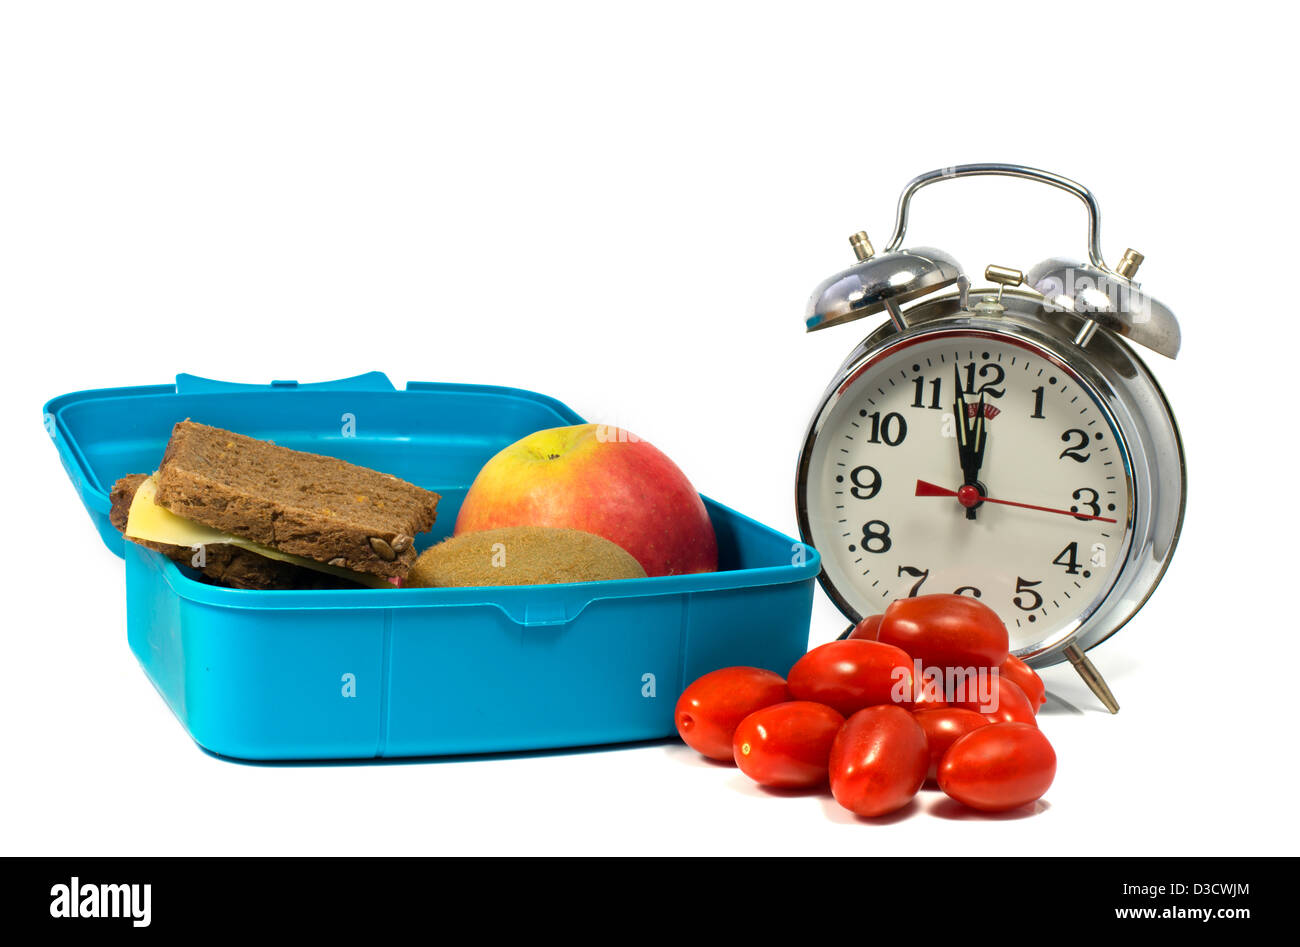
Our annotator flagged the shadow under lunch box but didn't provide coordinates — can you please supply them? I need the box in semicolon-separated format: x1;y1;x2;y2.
45;372;819;761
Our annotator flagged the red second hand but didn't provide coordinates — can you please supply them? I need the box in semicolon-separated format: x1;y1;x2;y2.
914;479;1118;524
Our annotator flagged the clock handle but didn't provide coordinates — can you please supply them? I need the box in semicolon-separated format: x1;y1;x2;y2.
883;164;1110;272
1063;642;1120;714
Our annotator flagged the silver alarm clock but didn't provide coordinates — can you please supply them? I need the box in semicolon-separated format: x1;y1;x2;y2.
795;164;1185;712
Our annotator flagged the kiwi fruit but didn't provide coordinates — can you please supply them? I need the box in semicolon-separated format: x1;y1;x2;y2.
407;527;646;588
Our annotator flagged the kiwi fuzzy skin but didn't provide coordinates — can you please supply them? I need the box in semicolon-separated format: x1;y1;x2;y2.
407;526;647;588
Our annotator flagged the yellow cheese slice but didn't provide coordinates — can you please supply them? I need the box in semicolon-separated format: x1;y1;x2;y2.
125;476;394;589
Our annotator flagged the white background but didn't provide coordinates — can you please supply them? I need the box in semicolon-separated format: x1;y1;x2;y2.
3;1;1296;856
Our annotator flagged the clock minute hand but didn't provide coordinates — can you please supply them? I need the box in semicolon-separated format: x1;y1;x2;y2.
970;391;988;478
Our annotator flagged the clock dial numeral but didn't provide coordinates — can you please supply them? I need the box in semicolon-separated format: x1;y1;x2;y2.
911;376;943;410
861;520;893;553
1071;487;1101;520
1030;385;1046;419
953;585;983;598
1013;577;1044;611
866;411;907;446
1053;541;1083;575
848;465;882;500
1059;429;1092;463
962;362;1006;398
897;565;930;597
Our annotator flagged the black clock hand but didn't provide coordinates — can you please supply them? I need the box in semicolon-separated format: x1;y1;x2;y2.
953;367;974;479
953;369;987;520
971;391;988;477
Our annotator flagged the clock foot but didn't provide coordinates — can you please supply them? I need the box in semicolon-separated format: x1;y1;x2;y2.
1063;643;1119;714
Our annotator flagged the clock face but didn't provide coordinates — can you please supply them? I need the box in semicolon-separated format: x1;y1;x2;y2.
799;328;1135;654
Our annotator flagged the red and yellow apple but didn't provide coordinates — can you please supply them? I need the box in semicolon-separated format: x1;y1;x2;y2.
455;424;718;577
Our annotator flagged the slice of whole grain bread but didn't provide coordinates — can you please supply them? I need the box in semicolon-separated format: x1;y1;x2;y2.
110;474;364;590
153;421;440;578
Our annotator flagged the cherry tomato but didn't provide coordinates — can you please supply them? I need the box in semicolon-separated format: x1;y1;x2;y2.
999;654;1046;713
938;722;1056;812
878;594;1009;670
909;665;948;711
949;674;1037;726
787;639;914;716
732;702;845;788
847;614;882;640
675;667;789;761
828;705;929;817
912;708;991;780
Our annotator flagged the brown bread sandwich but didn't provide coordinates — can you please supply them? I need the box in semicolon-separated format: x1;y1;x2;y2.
110;421;440;590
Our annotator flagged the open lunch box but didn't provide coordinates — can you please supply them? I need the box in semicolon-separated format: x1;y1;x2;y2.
45;372;820;761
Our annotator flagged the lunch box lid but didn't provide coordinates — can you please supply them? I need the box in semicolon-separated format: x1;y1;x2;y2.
44;371;820;612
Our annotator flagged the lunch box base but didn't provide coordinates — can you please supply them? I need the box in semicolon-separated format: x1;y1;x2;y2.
125;540;814;761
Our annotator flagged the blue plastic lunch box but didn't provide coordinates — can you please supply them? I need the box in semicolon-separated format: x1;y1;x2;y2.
45;372;819;761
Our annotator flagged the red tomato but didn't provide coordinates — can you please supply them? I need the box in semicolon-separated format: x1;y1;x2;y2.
787;639;914;716
912;708;991;780
675;667;789;761
948;674;1037;726
909;665;948;711
847;614;882;640
828;706;929;817
732;702;845;789
938;722;1056;812
999;654;1047;713
878;594;1009;671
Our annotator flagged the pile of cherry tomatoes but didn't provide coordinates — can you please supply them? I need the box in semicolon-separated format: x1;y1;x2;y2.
675;594;1057;817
